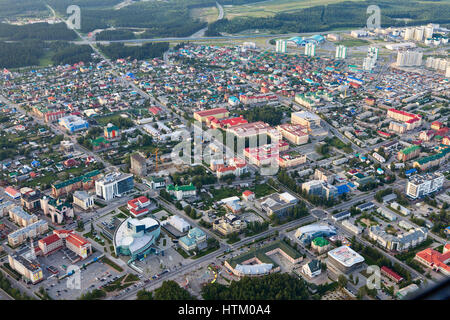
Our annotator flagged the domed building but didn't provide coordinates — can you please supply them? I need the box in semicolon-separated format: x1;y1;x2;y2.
113;217;160;262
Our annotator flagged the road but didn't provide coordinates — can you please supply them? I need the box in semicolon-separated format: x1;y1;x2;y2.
117;214;316;300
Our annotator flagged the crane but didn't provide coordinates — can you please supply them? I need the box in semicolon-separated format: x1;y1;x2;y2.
148;148;160;172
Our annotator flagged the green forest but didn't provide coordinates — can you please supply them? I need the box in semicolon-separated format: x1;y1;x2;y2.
206;0;450;35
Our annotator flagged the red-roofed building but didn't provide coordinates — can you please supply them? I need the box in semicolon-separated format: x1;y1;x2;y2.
127;196;152;217
377;130;391;138
381;266;403;283
149;106;162;116
38;229;92;261
415;245;450;276
194;108;229;122
242;190;255;201
431;121;444;131
5;186;21;199
210;116;248;129
387;109;422;130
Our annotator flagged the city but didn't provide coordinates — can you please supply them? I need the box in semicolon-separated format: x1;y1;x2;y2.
0;0;448;306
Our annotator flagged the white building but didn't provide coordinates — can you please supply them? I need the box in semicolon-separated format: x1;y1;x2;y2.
166;215;191;233
276;39;287;53
341;220;363;234
335;45;347;59
305;43;316;57
406;172;444;199
377;207;397;221
396;50;423;67
73;191;95;210
95;172;134;201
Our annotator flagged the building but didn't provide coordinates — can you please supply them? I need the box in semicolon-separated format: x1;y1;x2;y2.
213;214;247;236
368;226;427;252
114;217;161;261
130;153;147;177
227;121;271;138
291;111;321;131
377;207;397;221
104;123;120;139
275;39;287;53
327;246;364;274
193;108;229;123
302;259;322;278
95;172;134;201
397;284;419;299
40;197;74;224
406;172;444;199
51;170;101;198
146;176;166;190
342;220;363;235
166;183;196;200
396;50;423;67
301;180;338;200
38;229;92;262
276;123;309;145
179;227;207;252
278;153;307;168
381;266;404;283
335;45;347;59
58;115;89;133
5;186;21;199
413;148;450;171
8;206;38;227
414;244;450;276
305;43;316;56
332;211;351;222
165;215;191;233
73;191;95;210
257;192;298;217
127;196;153;217
387;109;422;130
8;253;43;284
20;189;42;212
314;168;335;184
311;237;330;254
295;223;336;245
398;145;421;162
242;190;255;201
8;220;48;247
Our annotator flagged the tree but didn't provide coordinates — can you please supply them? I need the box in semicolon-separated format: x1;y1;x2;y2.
152;280;195;300
338;275;348;288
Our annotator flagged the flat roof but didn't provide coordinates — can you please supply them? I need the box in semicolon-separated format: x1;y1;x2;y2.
327;245;364;267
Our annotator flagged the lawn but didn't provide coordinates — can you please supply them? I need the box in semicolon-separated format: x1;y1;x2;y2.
335;39;370;47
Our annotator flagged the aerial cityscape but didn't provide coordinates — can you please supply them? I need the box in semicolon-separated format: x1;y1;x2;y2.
0;0;448;305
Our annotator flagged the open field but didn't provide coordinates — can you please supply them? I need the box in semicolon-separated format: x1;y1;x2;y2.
221;0;363;19
190;6;219;23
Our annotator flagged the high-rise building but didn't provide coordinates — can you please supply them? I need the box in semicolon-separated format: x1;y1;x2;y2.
414;26;424;41
95;172;134;201
130;152;147;177
404;27;414;40
406;172;444;199
424;25;434;39
275;39;287;53
335;45;347;59
305;43;316;57
363;47;379;71
396;50;423;67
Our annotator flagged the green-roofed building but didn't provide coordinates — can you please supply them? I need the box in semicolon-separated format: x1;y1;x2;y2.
90;136;111;151
398;145;420;162
311;237;330;254
51;170;101;197
413;147;450;171
166;183;196;200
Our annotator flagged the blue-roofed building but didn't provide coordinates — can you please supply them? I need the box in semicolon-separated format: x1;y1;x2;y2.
336;184;350;195
405;168;417;176
179;227;207;252
332;211;351;222
31;160;40;168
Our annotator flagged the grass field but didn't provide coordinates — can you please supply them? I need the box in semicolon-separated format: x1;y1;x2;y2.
335;38;370;47
221;0;364;20
190;6;219;23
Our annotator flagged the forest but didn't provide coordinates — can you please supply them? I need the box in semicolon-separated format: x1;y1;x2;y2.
0;22;77;41
98;42;169;60
206;0;450;36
